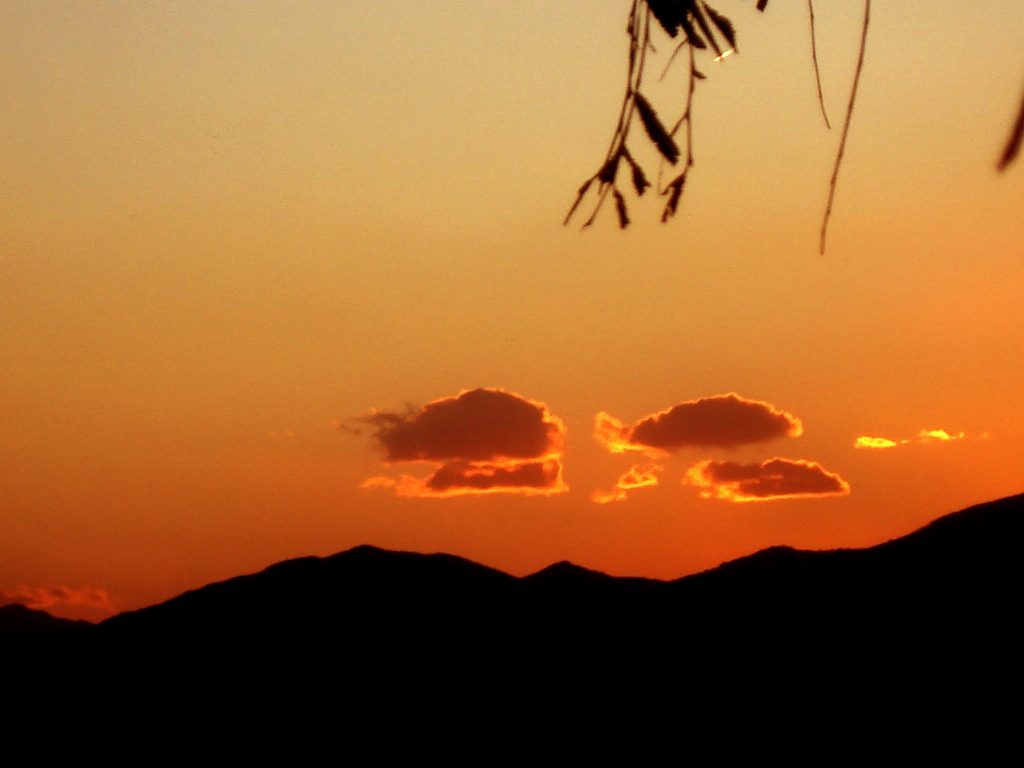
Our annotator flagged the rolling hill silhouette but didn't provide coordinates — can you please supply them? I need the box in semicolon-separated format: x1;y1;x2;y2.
0;603;91;639
9;493;1022;747
88;492;1022;646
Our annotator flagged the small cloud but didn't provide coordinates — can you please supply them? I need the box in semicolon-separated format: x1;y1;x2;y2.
854;428;971;449
685;457;850;503
855;436;905;449
1;586;115;613
393;459;565;498
354;388;567;497
595;393;802;456
591;464;661;504
360;476;397;490
918;429;965;442
268;430;296;439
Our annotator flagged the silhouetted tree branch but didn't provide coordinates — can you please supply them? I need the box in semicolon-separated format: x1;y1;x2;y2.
565;0;732;231
819;0;869;255
568;0;1019;250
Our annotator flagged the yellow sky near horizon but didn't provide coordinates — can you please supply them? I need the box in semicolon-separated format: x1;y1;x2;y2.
2;1;1023;620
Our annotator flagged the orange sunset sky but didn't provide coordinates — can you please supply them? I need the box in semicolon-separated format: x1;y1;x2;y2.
3;1;1023;621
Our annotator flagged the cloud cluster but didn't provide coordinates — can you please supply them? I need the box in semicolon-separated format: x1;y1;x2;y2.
685;458;851;503
590;393;830;503
855;428;969;449
357;388;567;497
595;393;802;456
591;464;662;504
352;389;848;506
1;586;114;612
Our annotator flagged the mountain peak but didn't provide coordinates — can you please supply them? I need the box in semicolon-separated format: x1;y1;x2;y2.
523;560;619;589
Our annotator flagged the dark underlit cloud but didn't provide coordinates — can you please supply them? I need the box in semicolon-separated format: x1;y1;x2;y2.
354;388;567;497
595;393;802;456
1;586;115;612
685;457;850;502
374;459;565;498
591;464;662;504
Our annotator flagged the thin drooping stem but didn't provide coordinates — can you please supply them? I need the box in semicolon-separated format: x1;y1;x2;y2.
665;48;698;169
819;0;870;255
658;46;698;222
565;1;749;230
582;5;650;227
808;0;831;129
685;45;696;168
565;1;651;228
606;1;646;161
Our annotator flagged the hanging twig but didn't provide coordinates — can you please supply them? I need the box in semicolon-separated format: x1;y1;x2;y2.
661;46;699;222
808;1;831;129
819;0;870;255
565;0;651;229
565;1;743;230
567;0;1016;251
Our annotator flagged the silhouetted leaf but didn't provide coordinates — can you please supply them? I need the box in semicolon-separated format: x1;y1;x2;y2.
693;68;706;80
704;5;737;52
647;0;684;38
997;86;1024;171
661;173;687;221
624;151;651;196
757;0;769;11
598;153;621;184
635;93;680;164
679;16;707;49
690;5;724;58
613;189;630;229
563;177;594;225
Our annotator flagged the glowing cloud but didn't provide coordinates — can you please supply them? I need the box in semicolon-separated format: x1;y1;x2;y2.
595;393;802;456
685;458;850;503
356;388;567;497
591;464;661;504
854;428;969;449
855;436;904;449
1;586;115;612
392;459;565;498
918;429;965;442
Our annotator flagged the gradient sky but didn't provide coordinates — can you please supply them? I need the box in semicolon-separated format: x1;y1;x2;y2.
3;1;1023;620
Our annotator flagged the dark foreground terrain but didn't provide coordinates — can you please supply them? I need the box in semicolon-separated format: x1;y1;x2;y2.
7;493;1022;751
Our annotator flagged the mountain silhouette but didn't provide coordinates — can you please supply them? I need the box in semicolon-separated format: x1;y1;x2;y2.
0;603;91;639
8;493;1022;750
